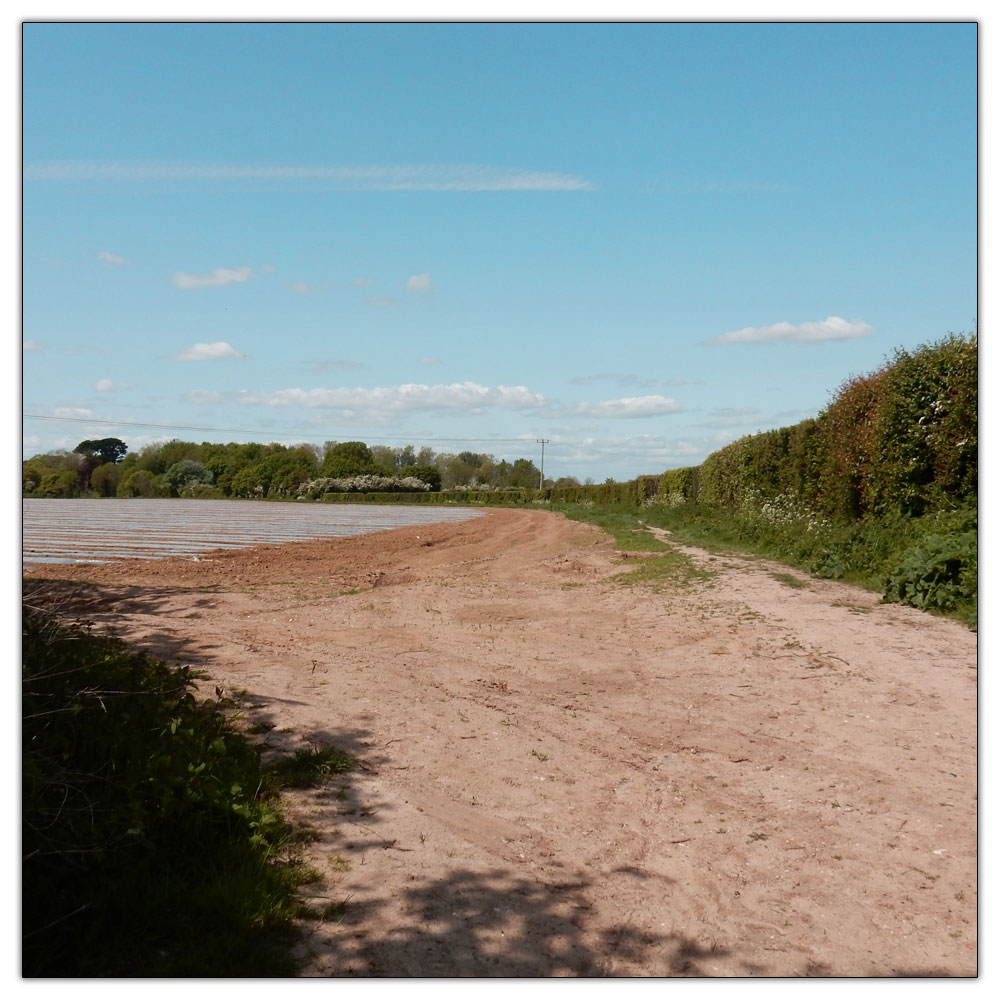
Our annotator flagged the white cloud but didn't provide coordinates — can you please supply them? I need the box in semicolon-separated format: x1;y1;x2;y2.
419;357;443;366
175;341;244;362
352;277;374;287
97;250;126;265
177;379;681;425
405;273;432;292
95;378;128;392
710;315;875;345
52;407;95;419
560;395;683;419
290;281;327;294
366;297;397;307
26;161;597;192
24;339;42;351
172;266;254;289
233;382;547;417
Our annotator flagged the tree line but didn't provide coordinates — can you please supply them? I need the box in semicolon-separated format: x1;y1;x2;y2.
22;437;589;499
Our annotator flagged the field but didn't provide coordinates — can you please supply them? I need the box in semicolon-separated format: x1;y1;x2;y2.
28;506;977;976
22;497;482;567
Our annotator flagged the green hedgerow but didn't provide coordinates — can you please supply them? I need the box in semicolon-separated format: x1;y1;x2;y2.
22;591;311;977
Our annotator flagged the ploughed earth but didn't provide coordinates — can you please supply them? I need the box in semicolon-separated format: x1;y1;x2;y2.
29;507;977;977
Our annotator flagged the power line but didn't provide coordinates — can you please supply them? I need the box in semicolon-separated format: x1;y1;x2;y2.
22;412;562;447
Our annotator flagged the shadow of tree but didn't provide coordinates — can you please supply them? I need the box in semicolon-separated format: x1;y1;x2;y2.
298;864;732;977
22;577;225;666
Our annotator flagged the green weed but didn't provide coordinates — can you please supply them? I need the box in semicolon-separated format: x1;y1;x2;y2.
268;745;352;789
21;590;312;976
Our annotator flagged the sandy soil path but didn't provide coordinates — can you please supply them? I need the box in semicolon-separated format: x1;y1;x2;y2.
30;507;978;977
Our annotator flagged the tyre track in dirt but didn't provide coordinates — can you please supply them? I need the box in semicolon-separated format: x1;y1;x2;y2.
28;507;977;977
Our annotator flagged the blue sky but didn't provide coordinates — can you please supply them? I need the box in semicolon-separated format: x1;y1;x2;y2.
21;20;978;482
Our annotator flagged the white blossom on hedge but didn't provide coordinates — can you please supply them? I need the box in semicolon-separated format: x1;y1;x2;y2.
296;475;431;499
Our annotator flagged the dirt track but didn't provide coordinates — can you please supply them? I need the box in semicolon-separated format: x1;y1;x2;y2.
31;507;978;977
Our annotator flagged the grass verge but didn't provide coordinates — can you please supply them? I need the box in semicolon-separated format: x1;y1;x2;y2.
553;502;715;591
639;499;977;629
552;498;975;629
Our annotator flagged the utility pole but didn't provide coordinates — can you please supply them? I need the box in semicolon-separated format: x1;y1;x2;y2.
536;439;549;489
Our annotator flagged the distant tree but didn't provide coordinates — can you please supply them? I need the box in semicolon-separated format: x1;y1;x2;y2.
22;461;46;494
321;441;378;477
239;447;319;497
477;460;499;486
508;458;541;490
73;439;126;493
395;445;417;469
369;445;398;475
74;438;128;465
118;469;165;498
441;454;479;489
36;469;79;497
228;467;262;499
399;465;442;491
163;460;214;496
89;462;123;497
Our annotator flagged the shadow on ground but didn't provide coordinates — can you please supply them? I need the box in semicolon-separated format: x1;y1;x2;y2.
298;864;730;977
23;577;225;666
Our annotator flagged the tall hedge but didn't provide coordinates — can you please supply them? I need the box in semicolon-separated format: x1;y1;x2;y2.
318;480;643;507
661;332;976;522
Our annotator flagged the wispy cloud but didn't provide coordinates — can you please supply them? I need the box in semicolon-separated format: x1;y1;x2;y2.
175;341;244;362
172;266;254;289
52;406;95;419
559;395;683;419
366;297;397;308
95;378;129;392
96;250;126;265
709;315;875;345
290;280;327;294
24;339;42;351
182;380;683;424
419;356;443;366
26;161;597;191
405;273;432;292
